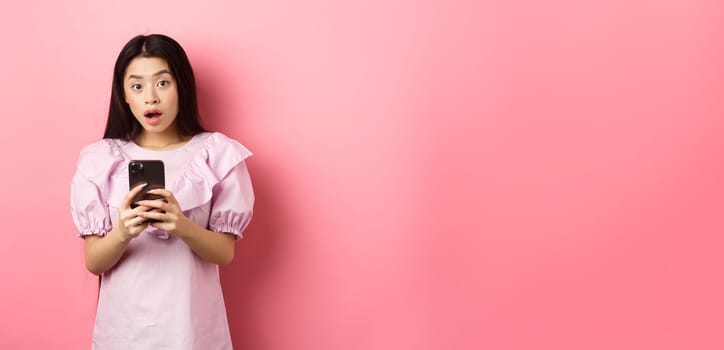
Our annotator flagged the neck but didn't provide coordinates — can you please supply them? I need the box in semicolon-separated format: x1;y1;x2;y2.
134;128;187;150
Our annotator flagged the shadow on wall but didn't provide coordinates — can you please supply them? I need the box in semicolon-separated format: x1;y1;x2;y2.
191;39;249;136
222;160;281;350
192;45;280;349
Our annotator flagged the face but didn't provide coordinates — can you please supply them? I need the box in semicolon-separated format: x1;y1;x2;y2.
124;57;179;136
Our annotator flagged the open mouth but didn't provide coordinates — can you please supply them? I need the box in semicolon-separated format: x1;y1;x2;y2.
143;110;163;125
144;110;162;119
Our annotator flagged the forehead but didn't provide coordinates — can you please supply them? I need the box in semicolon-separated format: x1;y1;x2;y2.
124;57;171;78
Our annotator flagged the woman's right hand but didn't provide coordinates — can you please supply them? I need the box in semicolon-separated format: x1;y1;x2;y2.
83;183;153;274
115;183;151;242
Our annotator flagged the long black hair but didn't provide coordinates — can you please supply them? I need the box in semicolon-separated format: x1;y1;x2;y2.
103;34;206;140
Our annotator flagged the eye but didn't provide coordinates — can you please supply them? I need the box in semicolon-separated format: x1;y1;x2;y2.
157;80;170;87
130;83;142;91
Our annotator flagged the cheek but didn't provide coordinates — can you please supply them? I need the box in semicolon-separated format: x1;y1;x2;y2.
168;89;179;102
167;91;180;109
126;95;141;108
126;96;145;115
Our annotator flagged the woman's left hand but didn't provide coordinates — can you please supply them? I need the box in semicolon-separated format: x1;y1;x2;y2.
136;189;191;237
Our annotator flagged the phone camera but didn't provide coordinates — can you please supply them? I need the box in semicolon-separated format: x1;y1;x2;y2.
130;162;144;175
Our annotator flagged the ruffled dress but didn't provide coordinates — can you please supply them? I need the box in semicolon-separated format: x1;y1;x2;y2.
70;132;254;349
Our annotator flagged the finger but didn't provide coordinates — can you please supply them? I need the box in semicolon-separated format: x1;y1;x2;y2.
123;218;144;233
135;199;169;211
131;215;148;226
130;205;153;216
118;208;148;224
119;209;143;222
122;183;147;209
146;189;178;205
140;210;166;222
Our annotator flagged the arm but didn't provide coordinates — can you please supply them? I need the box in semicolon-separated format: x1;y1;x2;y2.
83;229;131;275
138;189;235;266
173;217;235;266
83;184;152;275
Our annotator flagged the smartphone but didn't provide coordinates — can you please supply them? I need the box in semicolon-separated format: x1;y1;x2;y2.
128;160;165;209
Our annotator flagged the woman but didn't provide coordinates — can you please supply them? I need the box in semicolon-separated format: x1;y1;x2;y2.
70;34;254;349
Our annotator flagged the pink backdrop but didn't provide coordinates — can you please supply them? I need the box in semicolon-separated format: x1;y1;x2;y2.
0;1;723;349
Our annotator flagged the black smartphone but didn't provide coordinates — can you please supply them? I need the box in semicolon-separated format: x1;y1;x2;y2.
128;160;165;209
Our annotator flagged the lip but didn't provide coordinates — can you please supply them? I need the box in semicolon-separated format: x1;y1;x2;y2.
144;109;162;118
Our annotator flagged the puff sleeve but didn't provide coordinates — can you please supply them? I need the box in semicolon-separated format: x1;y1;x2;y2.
208;159;254;238
193;132;255;239
69;141;124;237
70;150;111;236
71;175;112;236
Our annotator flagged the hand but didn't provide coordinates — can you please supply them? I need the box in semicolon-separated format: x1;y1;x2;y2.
115;183;152;242
136;189;190;237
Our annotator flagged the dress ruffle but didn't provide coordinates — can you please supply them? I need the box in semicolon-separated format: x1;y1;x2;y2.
78;139;128;193
175;132;252;211
102;132;252;239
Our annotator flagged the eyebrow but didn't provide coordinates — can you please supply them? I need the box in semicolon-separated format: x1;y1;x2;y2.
127;69;173;80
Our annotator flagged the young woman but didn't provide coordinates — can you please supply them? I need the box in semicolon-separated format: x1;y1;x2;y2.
70;34;254;349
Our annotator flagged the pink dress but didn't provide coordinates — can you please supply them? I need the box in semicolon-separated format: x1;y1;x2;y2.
70;132;254;350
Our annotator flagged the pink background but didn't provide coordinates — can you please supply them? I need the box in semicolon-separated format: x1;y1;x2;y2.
0;0;723;349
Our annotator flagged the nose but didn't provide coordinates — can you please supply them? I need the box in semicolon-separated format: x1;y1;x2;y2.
145;90;159;105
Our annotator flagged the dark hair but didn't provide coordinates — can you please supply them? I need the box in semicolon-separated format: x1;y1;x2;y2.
103;34;206;140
